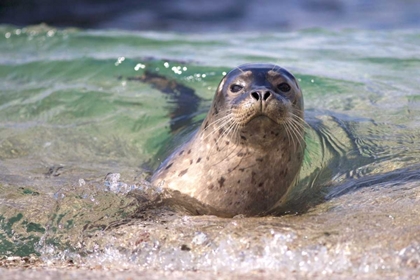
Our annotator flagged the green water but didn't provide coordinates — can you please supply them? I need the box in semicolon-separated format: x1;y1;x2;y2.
0;25;419;277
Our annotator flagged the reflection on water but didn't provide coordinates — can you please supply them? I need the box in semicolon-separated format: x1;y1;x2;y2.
0;25;419;278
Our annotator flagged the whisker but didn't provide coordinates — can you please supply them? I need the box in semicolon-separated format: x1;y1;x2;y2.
235;66;245;74
286;117;305;150
284;122;293;148
203;121;233;142
226;121;241;145
271;64;277;72
293;113;307;123
204;119;240;158
203;114;232;129
285;122;298;150
290;117;306;131
288;117;305;137
200;115;233;140
215;120;237;146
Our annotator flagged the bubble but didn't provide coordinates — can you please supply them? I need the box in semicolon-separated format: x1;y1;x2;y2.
78;179;86;187
192;232;208;245
115;56;125;66
134;63;146;71
171;66;183;75
47;30;55;37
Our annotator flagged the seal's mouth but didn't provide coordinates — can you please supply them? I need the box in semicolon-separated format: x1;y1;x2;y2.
231;96;291;128
247;114;279;126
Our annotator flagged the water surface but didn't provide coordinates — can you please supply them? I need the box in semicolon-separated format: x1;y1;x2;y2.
0;25;419;278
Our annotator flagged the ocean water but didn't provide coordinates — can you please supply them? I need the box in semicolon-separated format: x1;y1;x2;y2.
0;25;419;278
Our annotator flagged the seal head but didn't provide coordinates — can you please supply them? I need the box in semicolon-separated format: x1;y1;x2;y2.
152;63;305;216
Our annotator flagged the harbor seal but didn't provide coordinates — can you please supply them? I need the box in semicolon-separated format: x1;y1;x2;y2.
152;63;305;216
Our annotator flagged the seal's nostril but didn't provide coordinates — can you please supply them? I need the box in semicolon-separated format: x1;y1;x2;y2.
251;91;260;101
263;91;271;101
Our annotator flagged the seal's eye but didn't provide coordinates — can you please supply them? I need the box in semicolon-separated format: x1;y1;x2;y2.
230;84;243;93
277;83;291;92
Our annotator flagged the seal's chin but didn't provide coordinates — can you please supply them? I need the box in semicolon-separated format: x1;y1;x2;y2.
246;114;282;126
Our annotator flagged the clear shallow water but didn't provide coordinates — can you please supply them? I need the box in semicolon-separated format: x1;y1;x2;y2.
0;25;419;278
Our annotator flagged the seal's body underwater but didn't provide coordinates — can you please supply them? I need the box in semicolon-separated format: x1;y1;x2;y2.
152;64;305;216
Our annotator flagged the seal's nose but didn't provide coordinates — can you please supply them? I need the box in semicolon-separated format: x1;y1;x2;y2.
251;90;271;101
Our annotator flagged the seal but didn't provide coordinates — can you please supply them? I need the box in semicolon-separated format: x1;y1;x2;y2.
151;63;305;216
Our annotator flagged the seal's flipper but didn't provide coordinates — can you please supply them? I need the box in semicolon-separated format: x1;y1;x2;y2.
128;71;202;134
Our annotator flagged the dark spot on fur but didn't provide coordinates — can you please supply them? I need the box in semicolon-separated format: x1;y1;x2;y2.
251;171;256;184
281;168;288;176
188;149;191;154
225;141;229;145
196;157;201;163
237;152;245;157
237;180;241;184
258;182;264;187
206;156;209;160
213;104;219;115
263;134;266;139
208;184;214;190
275;132;279;136
165;163;173;170
178;169;188;177
204;121;209;129
190;159;193;165
179;150;184;156
241;135;247;141
239;168;245;172
218;177;225;188
256;158;263;162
